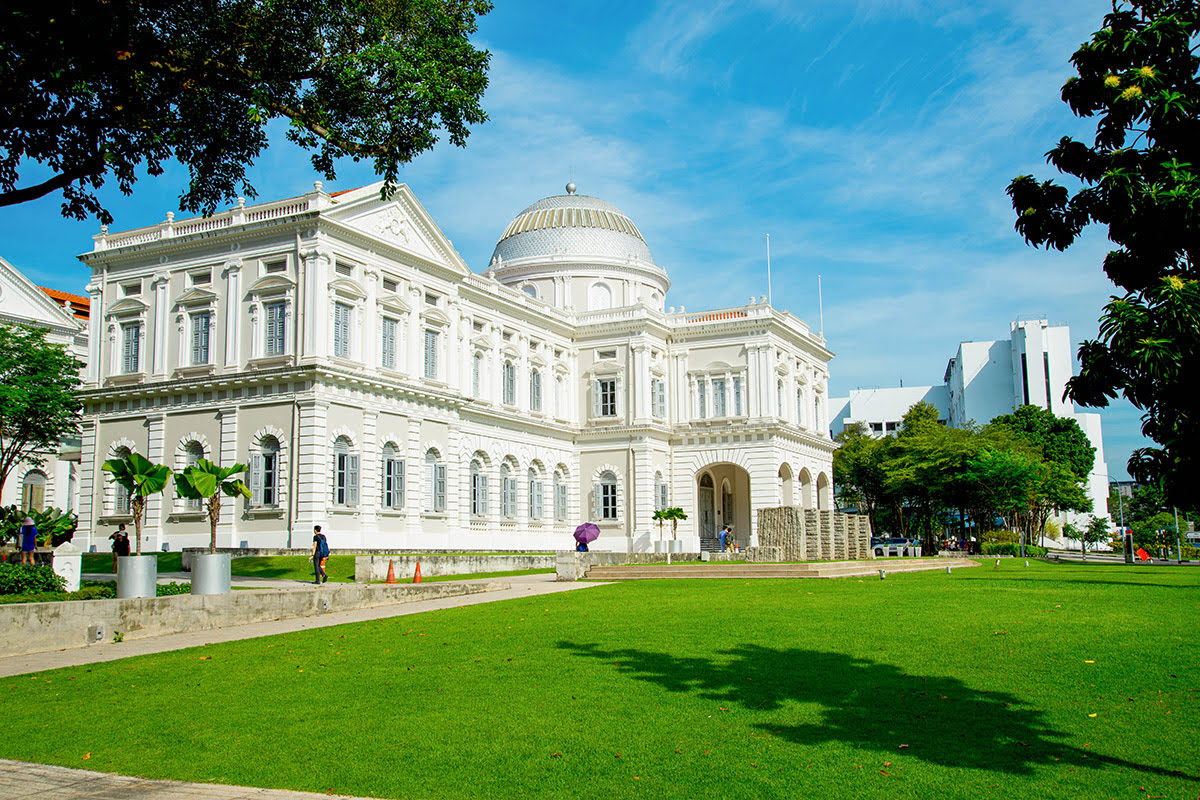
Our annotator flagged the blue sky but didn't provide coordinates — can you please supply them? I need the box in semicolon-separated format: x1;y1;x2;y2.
0;0;1148;480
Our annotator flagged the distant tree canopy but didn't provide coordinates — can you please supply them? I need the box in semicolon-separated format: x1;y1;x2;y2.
834;403;1094;547
0;0;492;223
1007;0;1200;501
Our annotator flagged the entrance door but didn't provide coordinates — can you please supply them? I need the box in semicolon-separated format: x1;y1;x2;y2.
699;475;715;540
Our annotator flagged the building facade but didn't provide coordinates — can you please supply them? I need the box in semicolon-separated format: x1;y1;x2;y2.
76;182;835;553
0;257;89;514
830;318;1110;527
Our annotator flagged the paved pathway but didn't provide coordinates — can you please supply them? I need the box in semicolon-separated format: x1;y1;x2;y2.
0;759;384;799
0;574;603;678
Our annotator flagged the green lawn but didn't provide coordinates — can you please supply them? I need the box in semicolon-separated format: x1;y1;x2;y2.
373;568;556;583
81;551;183;573
1;561;1196;800
228;555;358;583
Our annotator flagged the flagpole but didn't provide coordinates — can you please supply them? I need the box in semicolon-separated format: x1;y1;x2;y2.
765;234;772;306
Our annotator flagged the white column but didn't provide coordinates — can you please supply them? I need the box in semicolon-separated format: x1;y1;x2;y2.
631;344;649;422
77;418;97;550
218;406;238;546
223;262;241;369
362;269;378;370
405;418;423;527
85;281;102;385
295;399;328;527
360;408;379;535
446;302;461;392
150;274;169;377
106;321;118;378
302;249;331;361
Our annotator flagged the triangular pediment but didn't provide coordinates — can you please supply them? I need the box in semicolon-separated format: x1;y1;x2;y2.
0;257;84;333
246;275;295;296
325;183;470;275
173;287;219;308
378;295;410;314
105;296;149;316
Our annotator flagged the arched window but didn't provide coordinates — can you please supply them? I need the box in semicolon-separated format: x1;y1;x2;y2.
722;481;734;528
503;361;516;406
332;436;358;506
472;352;484;398
528;467;544;519
250;436;280;507
654;472;668;511
777;380;785;419
500;463;517;517
554;470;568;521
112;446;132;514
797;388;805;426
595;471;618;520
382;443;405;510
424;449;446;513
814;397;823;433
470;459;488;516
522;285;538;299
530;369;542;412
184;441;205;510
21;470;47;512
588;282;612;311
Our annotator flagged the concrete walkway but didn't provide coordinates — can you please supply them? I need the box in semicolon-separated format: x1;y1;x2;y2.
0;759;383;800
0;574;603;678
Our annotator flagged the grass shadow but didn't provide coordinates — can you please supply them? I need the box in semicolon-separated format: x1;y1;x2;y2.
558;641;1196;781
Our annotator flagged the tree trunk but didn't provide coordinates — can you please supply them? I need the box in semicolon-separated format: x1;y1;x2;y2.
208;494;221;554
131;495;145;556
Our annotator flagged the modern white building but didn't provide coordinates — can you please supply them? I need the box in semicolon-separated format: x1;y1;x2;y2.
830;318;1109;526
0;256;89;515
75;182;836;554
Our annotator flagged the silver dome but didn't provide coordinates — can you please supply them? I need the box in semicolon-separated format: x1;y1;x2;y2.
490;194;657;267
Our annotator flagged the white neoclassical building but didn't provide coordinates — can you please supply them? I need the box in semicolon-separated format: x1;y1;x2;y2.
75;181;835;553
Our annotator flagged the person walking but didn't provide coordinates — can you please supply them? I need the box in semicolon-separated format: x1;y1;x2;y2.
311;525;329;584
718;524;729;553
18;516;38;566
109;523;128;572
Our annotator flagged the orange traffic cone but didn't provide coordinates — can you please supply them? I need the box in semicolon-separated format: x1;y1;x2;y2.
385;560;397;584
413;561;422;584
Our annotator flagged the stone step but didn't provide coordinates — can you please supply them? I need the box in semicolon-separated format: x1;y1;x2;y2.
586;558;977;580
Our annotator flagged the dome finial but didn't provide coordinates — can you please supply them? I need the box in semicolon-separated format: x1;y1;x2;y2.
565;181;576;195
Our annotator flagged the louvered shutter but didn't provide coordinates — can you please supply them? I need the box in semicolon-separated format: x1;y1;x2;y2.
396;460;405;508
250;453;264;506
424;330;437;378
332;453;341;503
347;454;359;506
592;380;601;417
592;482;601;519
556;482;567;521
480;474;488;514
435;464;446;511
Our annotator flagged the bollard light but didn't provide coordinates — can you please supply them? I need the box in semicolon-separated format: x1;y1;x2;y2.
946;565;952;574
879;569;886;580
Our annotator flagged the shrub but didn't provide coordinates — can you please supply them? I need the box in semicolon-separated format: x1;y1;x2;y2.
981;543;1047;557
0;563;66;594
156;582;190;596
981;529;1019;544
0;584;114;605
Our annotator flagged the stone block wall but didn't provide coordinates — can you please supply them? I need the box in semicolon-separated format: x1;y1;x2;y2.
756;508;871;562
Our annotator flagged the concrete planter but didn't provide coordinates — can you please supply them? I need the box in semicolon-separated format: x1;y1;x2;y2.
668;540;683;553
190;552;231;595
653;541;667;553
116;555;157;598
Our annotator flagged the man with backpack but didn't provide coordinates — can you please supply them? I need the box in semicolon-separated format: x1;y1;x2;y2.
311;525;329;584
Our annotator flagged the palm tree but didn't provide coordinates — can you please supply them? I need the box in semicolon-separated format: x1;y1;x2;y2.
663;507;688;540
101;452;171;556
174;459;251;553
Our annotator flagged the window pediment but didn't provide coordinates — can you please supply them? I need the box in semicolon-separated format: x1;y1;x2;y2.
329;277;367;300
469;335;491;350
173;287;219;309
420;307;450;326
587;359;622;377
500;344;520;359
105;297;148;317
246;275;295;297
529;354;548;368
378;295;410;315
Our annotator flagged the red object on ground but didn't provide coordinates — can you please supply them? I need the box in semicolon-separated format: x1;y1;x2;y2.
1136;548;1150;561
413;561;422;583
385;560;397;584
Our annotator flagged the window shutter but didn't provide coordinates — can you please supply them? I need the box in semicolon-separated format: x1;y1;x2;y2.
592;482;601;519
332;453;340;503
480;474;489;514
592;380;601;417
250;453;264;506
347;454;359;506
424;330;437;378
435;464;446;511
396;460;405;508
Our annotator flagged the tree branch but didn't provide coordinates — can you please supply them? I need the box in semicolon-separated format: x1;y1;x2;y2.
0;158;103;208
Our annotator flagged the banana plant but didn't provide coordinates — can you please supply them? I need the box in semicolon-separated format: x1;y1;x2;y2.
174;459;251;554
101;452;171;556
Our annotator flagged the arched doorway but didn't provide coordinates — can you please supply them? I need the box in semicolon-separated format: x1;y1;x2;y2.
696;463;752;550
798;468;813;509
816;472;832;510
779;463;794;506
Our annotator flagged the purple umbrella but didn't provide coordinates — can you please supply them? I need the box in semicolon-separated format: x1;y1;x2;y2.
573;522;600;544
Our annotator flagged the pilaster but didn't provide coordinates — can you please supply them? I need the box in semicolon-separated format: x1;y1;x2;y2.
295;399;328;526
222;261;241;368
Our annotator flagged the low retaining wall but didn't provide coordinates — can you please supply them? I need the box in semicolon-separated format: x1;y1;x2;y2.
355;553;556;583
181;547;553;571
0;581;496;659
556;551;701;581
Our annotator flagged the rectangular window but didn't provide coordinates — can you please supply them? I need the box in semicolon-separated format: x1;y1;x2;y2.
190;270;211;286
250;451;278;507
122;322;141;373
1043;352;1052;411
383;277;398;293
191;311;210;365
697;378;707;418
471;471;488;516
333;452;359;506
265;260;286;274
265;302;286;356
555;481;568;521
122;283;141;297
595;378;617;417
599;482;617;520
425;461;446;513
530;371;542;412
503;362;516;405
425;293;439;306
383;458;405;509
424;329;439;380
502;476;517;517
713;378;726;417
472;354;482;397
653;379;666;418
380;318;397;369
598;349;616;360
734;377;743;416
333;302;352;359
335;261;354;277
658;481;669;512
